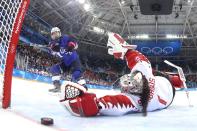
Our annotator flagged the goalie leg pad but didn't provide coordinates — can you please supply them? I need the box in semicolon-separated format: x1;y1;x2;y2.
98;94;138;116
64;93;99;117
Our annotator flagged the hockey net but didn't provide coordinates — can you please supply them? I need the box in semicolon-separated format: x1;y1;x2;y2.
0;0;30;108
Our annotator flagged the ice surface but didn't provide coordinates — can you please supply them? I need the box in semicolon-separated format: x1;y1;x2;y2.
1;77;197;131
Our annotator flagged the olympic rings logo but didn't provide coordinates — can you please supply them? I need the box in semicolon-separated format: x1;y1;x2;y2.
141;46;174;55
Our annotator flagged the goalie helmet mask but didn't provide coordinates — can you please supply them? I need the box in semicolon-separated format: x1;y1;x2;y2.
120;72;144;95
120;71;150;116
107;33;137;59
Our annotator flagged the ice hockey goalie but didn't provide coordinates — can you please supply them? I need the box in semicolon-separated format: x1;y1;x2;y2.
59;33;183;117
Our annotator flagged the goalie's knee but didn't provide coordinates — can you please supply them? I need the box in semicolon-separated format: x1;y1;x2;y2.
64;93;99;117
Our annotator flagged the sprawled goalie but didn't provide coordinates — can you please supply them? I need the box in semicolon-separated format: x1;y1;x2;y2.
59;33;183;117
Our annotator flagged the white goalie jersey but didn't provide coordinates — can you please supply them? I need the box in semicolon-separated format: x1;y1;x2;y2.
122;76;175;113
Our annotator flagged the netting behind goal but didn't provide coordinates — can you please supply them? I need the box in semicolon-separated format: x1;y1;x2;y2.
0;0;30;108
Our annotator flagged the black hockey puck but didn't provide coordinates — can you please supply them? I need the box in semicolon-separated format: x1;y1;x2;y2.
41;117;54;126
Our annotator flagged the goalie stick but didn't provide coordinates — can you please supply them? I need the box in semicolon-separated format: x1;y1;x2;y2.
164;60;193;107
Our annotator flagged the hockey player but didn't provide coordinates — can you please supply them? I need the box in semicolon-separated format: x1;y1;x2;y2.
59;33;183;117
48;27;82;92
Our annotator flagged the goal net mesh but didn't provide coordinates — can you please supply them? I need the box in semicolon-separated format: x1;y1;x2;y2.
0;0;30;108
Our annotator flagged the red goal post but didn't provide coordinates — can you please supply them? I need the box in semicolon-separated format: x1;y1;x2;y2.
0;0;30;108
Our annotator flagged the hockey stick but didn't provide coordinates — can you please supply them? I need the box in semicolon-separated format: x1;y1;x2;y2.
164;60;193;107
30;44;50;52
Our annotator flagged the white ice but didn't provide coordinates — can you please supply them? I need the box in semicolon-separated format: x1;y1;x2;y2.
1;77;197;131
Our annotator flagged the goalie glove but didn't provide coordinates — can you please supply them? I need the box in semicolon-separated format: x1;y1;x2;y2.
59;81;87;102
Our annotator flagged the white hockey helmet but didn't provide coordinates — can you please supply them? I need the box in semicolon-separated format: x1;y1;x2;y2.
107;33;137;59
51;27;61;40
